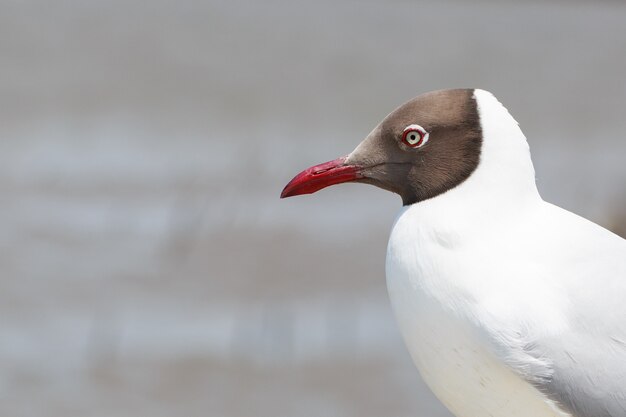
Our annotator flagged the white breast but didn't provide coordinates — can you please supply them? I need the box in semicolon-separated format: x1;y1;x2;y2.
385;206;570;417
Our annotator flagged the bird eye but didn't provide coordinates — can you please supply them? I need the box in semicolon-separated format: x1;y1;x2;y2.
402;125;428;148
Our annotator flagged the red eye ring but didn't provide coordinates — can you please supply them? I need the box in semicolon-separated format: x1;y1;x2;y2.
402;125;428;148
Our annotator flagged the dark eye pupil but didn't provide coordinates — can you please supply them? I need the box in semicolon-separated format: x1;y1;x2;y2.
410;134;416;140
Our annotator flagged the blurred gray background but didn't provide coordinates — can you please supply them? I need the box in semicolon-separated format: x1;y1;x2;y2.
1;1;625;416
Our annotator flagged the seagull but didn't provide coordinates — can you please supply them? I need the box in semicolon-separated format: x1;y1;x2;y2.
280;89;626;417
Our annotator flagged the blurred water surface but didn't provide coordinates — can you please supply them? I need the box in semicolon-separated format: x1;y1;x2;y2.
1;1;625;416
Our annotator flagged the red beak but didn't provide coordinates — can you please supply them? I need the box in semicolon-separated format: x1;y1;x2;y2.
280;156;363;198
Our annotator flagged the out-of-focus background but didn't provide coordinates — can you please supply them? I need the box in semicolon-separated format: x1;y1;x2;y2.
1;1;625;416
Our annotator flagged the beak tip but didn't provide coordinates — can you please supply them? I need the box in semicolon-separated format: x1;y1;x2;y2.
280;182;305;199
280;180;297;199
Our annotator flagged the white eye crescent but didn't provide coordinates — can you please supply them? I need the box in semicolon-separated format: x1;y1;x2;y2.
402;124;429;148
